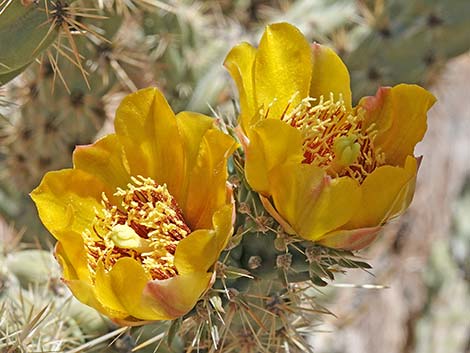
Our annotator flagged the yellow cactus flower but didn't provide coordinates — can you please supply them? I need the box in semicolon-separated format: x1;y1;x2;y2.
224;22;436;250
31;88;237;324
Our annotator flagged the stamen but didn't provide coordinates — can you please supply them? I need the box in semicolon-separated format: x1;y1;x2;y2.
83;176;190;281
281;94;385;182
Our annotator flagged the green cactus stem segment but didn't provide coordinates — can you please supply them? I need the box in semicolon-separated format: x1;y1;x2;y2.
0;1;58;84
83;176;190;281
281;93;385;183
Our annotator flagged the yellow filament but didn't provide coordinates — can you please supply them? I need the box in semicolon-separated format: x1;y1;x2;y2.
281;93;385;182
83;176;190;281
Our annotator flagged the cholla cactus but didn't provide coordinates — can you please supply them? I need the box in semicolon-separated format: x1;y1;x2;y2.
26;20;436;352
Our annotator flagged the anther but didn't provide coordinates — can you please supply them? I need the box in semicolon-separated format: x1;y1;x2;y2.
281;93;385;182
83;176;190;282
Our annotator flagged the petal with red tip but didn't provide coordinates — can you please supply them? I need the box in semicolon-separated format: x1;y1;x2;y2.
359;84;436;166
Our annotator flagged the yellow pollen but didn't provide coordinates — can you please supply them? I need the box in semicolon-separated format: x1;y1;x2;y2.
83;176;190;281
281;93;385;182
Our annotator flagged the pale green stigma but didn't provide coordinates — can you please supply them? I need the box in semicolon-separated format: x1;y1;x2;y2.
333;134;361;167
109;224;153;251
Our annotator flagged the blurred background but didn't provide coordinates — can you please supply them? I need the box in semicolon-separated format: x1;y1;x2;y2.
0;0;469;352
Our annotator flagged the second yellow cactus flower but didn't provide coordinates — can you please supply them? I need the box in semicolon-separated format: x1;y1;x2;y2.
224;22;436;250
31;88;237;324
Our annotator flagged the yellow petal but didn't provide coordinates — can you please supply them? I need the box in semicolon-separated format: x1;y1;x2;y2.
245;119;303;194
65;278;129;320
73;134;130;190
114;87;185;199
182;128;237;229
98;257;173;321
174;229;217;275
386;157;419;220
224;42;257;131
175;111;215;174
94;262;130;315
211;203;236;252
173;111;213;216
359;84;436;166
318;226;381;251
346;155;418;229
269;163;361;240
175;204;233;274
254;22;312;121
259;195;296;234
144;271;212;320
30;169;111;238
55;242;80;281
310;43;352;110
55;231;90;283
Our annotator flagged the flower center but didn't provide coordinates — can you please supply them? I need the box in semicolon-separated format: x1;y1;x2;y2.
281;93;385;182
83;176;190;281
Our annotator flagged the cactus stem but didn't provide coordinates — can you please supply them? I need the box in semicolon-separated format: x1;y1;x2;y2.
238;201;251;215
38;1;111;91
253;215;275;233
